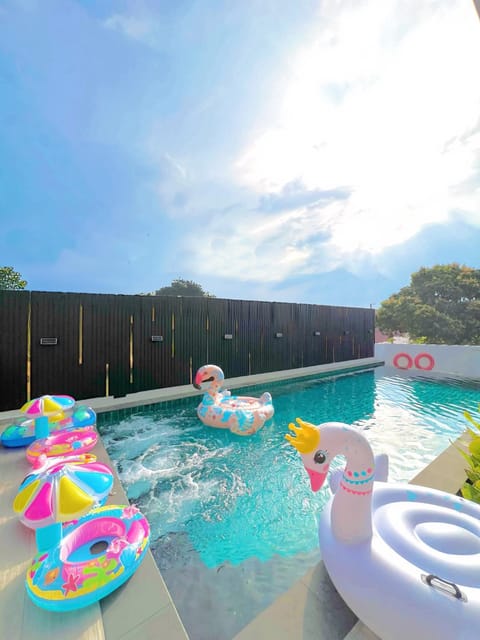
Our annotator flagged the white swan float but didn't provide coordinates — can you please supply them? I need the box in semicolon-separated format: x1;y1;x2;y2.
286;418;480;640
193;364;274;436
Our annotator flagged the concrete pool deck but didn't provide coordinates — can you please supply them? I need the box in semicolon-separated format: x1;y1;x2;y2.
0;425;188;640
0;357;470;639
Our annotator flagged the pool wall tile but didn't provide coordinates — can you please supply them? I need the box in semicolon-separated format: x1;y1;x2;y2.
0;358;385;429
96;360;384;428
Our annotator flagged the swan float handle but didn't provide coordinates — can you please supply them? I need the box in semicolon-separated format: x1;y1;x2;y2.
423;574;465;601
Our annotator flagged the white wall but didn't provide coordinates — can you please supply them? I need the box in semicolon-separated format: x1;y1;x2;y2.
374;343;480;379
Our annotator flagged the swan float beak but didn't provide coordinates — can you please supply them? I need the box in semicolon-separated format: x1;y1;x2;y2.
193;371;202;389
193;367;216;390
306;468;328;492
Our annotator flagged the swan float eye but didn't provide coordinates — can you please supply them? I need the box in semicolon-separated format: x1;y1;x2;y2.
314;450;327;465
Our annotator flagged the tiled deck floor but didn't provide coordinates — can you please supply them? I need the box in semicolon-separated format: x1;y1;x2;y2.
0;357;468;639
0;435;188;640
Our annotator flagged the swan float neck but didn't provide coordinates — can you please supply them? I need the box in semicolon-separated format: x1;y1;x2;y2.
286;418;375;543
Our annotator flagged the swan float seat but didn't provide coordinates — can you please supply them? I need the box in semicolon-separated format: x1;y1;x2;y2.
286;418;480;640
193;364;274;436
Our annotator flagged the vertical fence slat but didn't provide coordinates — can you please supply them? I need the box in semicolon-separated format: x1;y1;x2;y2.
0;292;375;410
30;292;79;398
174;297;209;385
0;290;29;409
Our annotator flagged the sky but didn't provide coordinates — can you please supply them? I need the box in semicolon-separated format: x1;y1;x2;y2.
1;0;480;308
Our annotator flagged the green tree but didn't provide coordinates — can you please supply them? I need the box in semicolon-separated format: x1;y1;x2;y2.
154;278;215;297
0;266;27;290
376;264;480;345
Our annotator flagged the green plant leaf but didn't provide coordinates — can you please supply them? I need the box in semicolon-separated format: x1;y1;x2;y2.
468;439;480;456
461;483;474;500
461;482;480;503
465;468;480;484
465;410;480;430
471;454;480;468
466;427;480;440
453;444;474;467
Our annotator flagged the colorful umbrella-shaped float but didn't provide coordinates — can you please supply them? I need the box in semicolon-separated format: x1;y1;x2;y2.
20;395;75;439
13;454;113;535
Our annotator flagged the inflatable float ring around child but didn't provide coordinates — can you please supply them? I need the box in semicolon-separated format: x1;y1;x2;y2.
25;504;150;611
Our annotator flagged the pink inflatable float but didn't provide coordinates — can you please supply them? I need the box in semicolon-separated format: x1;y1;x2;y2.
193;364;274;436
26;428;97;466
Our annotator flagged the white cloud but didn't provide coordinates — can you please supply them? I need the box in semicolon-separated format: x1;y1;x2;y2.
183;203;342;282
103;13;153;42
232;0;480;264
102;2;168;47
110;0;480;287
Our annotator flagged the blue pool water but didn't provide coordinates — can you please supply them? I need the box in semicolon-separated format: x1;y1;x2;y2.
98;367;480;639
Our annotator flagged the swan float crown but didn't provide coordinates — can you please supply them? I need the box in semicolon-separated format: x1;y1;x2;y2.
285;418;320;453
286;418;376;543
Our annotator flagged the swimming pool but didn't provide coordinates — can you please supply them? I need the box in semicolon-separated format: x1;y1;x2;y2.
98;367;480;639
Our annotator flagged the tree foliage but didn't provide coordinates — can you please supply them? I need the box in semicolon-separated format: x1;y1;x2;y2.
0;266;27;290
376;264;480;345
154;278;215;297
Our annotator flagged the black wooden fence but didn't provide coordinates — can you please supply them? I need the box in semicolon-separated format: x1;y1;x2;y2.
0;291;375;411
